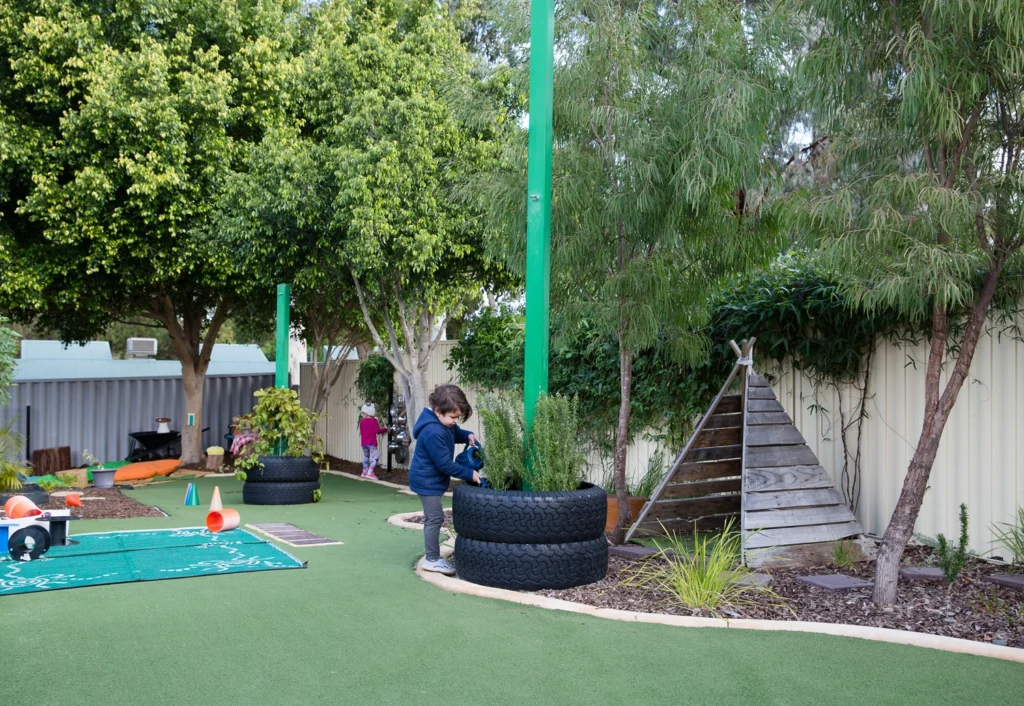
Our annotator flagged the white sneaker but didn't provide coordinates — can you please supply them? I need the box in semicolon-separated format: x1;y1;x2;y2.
420;557;456;576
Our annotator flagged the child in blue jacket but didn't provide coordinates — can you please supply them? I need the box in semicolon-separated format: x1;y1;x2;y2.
410;384;480;575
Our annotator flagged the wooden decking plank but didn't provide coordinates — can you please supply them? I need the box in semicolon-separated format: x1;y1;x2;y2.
748;399;785;413
671;459;742;483
746;412;793;426
747;386;777;400
702;413;743;429
743;466;834;493
746;444;819;468
744;505;858;531
743;488;846;511
692;426;743;449
649;495;742;520
661;478;742;499
635;515;737;535
748;373;771;388
713;394;742;414
685;444;743;463
744;521;862;549
745;425;806;447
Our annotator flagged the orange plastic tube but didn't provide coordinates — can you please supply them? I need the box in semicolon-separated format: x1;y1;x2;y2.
206;509;240;533
8;496;42;518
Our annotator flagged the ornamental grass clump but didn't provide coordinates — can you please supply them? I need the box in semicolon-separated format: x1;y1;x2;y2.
478;392;586;492
622;520;788;617
990;506;1024;570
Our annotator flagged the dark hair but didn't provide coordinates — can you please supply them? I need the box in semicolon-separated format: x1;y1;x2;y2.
429;384;472;422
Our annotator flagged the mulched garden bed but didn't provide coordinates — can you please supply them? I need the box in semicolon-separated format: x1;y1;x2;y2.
325;455;457;492
538;545;1024;648
41;488;167;520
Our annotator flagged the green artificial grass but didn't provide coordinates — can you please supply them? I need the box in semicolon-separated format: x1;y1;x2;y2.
1;474;1021;705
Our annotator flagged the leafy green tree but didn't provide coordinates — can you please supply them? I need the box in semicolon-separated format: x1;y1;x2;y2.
231;0;509;418
477;0;793;541
795;0;1024;603
0;0;298;463
0;316;17;405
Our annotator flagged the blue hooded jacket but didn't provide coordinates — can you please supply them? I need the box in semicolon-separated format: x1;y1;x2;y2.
408;407;476;495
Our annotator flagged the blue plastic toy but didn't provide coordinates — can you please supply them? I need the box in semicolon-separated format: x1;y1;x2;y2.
454;443;484;471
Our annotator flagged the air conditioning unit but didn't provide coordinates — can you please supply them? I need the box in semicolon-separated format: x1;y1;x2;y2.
126;337;158;358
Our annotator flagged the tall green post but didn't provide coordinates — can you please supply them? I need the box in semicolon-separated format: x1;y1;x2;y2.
275;283;291;389
524;0;555;435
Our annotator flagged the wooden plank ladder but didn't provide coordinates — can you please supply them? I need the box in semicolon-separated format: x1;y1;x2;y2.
625;339;870;569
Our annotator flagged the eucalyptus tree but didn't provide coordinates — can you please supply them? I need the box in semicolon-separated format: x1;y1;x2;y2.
0;0;299;463
478;0;794;541
795;1;1024;603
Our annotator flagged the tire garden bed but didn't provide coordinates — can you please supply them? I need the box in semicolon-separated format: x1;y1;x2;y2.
41;488;166;520
537;545;1024;648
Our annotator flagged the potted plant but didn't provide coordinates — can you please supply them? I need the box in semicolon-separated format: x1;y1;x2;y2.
233;387;324;505
451;393;608;590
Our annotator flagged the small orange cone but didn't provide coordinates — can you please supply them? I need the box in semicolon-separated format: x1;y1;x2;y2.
65;493;83;508
4;495;27;517
206;509;240;533
209;486;223;512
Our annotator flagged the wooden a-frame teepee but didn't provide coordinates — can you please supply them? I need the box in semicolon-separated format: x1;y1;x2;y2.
625;339;871;568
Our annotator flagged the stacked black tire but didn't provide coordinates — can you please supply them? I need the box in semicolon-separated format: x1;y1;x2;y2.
452;483;608;590
242;456;320;505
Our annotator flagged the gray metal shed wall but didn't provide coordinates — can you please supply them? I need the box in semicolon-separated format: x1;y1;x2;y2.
0;374;273;467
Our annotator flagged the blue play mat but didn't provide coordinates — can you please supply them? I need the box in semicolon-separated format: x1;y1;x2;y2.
0;527;304;595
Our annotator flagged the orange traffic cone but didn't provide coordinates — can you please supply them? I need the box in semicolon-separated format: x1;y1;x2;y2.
4;495;26;517
209;486;223;512
65;493;83;508
7;496;42;518
206;509;240;533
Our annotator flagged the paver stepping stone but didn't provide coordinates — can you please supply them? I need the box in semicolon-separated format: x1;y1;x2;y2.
731;572;771;587
796;574;873;590
899;567;945;581
246;523;343;547
984;574;1024;590
609;544;660;560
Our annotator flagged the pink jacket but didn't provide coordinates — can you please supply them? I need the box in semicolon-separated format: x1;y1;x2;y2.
359;417;388;447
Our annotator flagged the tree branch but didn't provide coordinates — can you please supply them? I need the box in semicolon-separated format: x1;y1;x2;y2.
946;95;986;188
197;297;231;374
350;268;410;376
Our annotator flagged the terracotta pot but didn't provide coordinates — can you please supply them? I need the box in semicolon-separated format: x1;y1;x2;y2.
605;495;648;532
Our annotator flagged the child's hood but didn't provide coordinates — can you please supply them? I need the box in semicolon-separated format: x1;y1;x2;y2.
412;407;444;439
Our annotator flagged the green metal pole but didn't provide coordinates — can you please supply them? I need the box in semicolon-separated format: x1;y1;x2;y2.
275;283;291;389
524;0;555;437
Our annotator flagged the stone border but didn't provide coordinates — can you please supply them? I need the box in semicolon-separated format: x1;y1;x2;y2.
323;469;452;497
388;512;1024;664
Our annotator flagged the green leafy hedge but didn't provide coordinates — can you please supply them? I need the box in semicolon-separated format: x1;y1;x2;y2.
448;255;920;450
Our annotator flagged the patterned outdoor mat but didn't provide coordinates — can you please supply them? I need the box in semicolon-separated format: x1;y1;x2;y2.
0;528;305;596
245;523;343;547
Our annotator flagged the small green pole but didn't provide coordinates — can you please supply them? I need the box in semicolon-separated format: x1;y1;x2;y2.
275;283;291;455
275;283;291;389
524;0;555;434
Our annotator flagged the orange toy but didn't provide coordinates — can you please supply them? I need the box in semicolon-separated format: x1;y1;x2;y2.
65;493;83;508
113;458;181;482
206;509;240;533
209;486;223;512
6;496;43;519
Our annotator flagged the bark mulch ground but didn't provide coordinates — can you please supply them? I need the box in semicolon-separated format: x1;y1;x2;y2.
403;509;454;532
538;545;1024;648
42;488;167;520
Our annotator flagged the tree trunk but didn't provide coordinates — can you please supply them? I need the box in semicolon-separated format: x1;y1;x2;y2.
872;260;1005;604
180;364;205;467
407;364;429;421
611;340;633;545
356;343;371;360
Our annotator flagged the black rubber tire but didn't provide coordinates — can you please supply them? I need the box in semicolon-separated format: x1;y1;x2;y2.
242;480;320;505
454;536;608;590
245;456;320;483
452;482;607;544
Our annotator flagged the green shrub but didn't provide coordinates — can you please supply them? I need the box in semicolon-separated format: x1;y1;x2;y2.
0;419;28;492
234;388;324;476
355;355;394;416
830;539;860;570
600;449;667;498
990;506;1024;569
622;519;787;617
477;392;585;492
937;504;970;583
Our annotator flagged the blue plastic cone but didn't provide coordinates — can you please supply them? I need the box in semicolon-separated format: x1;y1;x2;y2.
184;483;200;507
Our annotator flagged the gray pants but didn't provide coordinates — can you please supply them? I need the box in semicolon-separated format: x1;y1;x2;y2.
419;495;444;561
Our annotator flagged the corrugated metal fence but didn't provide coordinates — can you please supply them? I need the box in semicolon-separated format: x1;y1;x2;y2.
0;373;273;467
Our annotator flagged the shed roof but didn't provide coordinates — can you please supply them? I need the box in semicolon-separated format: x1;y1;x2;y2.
20;340;113;360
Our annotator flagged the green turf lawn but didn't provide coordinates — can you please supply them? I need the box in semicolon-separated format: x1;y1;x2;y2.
1;474;1021;705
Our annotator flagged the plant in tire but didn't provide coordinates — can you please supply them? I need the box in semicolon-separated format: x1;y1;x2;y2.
234;387;325;479
453;393;608;590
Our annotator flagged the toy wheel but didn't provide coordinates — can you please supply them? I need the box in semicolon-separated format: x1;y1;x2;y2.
8;526;51;561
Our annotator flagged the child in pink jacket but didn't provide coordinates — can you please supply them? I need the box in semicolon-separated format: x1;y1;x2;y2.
358;404;389;479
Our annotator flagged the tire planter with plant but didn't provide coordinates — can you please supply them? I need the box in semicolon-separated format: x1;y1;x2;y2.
234;387;324;506
452;394;608;591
